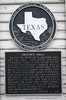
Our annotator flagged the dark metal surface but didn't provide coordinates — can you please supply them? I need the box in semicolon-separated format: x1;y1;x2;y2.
9;3;56;51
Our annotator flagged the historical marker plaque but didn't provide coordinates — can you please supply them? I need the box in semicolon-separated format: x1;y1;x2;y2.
9;3;56;51
5;52;62;94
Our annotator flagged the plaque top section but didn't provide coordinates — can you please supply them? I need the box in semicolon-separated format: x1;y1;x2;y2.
9;3;56;51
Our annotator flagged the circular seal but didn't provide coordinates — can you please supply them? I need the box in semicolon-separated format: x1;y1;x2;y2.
9;3;56;51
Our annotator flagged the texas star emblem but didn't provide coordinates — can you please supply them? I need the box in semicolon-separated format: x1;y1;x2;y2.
17;12;48;41
9;3;56;51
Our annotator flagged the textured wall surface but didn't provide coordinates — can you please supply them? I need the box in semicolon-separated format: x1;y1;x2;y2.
0;0;66;100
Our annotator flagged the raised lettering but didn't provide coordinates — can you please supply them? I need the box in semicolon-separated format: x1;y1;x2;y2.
41;24;44;30
31;25;35;30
